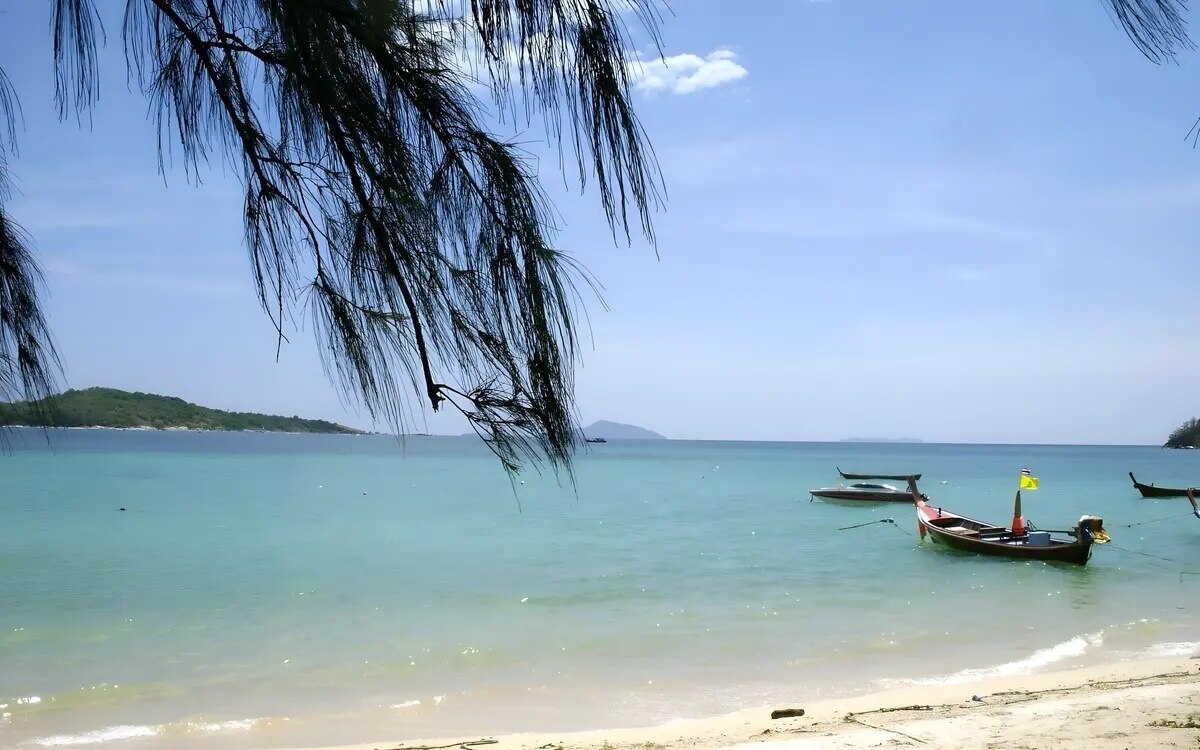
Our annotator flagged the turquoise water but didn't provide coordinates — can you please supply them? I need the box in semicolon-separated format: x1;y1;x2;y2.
2;431;1198;748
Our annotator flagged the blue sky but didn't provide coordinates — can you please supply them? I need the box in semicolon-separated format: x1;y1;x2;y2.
1;0;1199;444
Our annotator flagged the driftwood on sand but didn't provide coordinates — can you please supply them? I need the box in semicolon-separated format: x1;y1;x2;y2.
770;708;805;719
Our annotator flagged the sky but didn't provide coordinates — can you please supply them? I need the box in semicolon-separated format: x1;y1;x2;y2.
1;0;1199;444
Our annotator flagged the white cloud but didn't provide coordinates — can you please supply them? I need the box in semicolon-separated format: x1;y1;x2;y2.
44;256;246;297
630;49;748;95
946;268;987;284
42;259;84;277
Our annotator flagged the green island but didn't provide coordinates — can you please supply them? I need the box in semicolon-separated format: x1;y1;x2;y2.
1164;418;1200;449
0;387;362;434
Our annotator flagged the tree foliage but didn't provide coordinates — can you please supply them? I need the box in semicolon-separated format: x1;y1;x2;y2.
1164;417;1200;448
1101;0;1193;64
0;386;361;433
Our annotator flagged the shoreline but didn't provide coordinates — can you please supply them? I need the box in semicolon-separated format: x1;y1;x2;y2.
288;656;1200;750
1;424;367;435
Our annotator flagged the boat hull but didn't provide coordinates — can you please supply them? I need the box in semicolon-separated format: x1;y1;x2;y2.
1129;472;1190;498
916;504;1092;565
810;489;913;503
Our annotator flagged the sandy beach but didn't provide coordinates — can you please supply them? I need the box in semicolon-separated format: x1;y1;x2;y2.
296;656;1200;750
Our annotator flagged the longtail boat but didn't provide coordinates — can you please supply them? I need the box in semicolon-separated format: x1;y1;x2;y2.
837;467;921;481
810;482;916;503
1129;472;1192;498
1189;489;1200;519
908;479;1109;566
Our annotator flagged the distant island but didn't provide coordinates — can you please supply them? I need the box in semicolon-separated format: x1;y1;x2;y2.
840;437;924;443
0;387;361;434
1164;418;1200;449
582;420;665;440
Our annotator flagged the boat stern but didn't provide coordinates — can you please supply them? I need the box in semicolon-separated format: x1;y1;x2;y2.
1075;515;1110;545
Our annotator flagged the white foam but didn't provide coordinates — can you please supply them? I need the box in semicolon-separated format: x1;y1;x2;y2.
1142;641;1200;658
185;718;259;733
33;717;262;746
392;699;422;709
34;725;159;746
880;630;1105;688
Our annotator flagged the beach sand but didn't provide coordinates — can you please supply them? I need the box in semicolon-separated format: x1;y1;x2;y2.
293;656;1200;750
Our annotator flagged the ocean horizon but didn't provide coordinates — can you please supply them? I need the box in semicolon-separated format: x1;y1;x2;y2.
7;419;1174;447
2;429;1197;748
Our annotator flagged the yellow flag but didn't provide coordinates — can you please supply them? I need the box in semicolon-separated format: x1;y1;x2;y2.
1020;469;1039;491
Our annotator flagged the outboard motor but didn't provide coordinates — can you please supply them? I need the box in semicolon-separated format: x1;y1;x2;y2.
1075;515;1110;544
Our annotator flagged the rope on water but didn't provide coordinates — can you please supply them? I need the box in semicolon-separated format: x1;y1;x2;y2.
1105;542;1183;565
838;518;896;531
835;517;913;536
1104;543;1199;581
1121;511;1198;528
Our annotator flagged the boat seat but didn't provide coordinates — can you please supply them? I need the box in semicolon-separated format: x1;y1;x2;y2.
977;526;1007;535
942;526;978;536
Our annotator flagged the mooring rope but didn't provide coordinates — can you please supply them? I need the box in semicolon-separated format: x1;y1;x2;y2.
1104;543;1197;582
835;517;912;536
1121;511;1198;528
838;517;896;531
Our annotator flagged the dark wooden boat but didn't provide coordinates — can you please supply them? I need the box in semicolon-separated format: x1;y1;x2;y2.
908;480;1109;566
837;467;921;481
585;437;608;444
810;482;915;503
1129;472;1191;498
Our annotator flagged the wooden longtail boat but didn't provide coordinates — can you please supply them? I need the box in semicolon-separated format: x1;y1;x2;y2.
1128;472;1192;498
837;467;921;481
908;479;1109;566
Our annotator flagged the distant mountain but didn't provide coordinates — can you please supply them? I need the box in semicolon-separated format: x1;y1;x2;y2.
0;387;361;434
582;420;665;440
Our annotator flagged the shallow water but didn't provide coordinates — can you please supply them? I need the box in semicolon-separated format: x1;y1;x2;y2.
2;431;1197;748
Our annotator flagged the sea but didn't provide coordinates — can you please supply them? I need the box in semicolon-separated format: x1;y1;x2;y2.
2;430;1198;749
